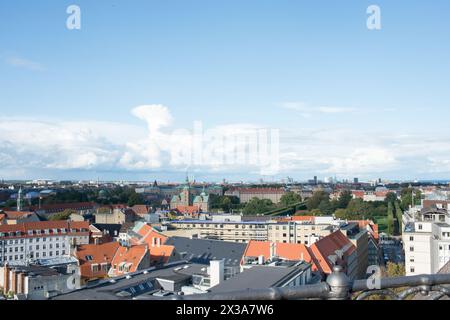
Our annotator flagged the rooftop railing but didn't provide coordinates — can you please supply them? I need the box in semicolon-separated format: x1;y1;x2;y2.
158;266;450;301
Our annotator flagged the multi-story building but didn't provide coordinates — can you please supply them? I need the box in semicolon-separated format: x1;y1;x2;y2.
403;206;450;275
224;188;286;204
0;258;81;300
0;221;90;266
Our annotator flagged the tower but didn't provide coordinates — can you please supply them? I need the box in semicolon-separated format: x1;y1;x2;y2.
17;187;23;212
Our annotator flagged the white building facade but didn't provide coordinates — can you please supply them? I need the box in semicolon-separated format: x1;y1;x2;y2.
403;206;450;275
0;221;90;266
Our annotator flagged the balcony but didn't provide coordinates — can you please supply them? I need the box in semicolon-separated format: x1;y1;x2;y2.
158;266;450;301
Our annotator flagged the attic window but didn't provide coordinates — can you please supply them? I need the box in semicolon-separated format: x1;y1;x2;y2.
85;255;93;261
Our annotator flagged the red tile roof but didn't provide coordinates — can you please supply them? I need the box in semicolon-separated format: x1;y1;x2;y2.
149;245;175;265
309;231;356;274
30;202;97;212
130;205;150;217
243;240;318;270
75;242;120;279
130;224;168;247
110;245;149;276
3;211;35;220
175;205;201;214
0;221;90;238
238;188;286;194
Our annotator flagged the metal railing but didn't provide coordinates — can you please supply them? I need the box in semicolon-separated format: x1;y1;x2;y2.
160;266;450;300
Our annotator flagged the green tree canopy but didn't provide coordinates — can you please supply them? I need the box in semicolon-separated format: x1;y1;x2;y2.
243;198;275;215
279;192;302;207
306;191;330;211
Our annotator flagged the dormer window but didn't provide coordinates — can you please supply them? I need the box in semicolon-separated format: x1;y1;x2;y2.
45;229;50;234
53;229;58;233
61;229;66;233
36;230;41;235
28;230;33;235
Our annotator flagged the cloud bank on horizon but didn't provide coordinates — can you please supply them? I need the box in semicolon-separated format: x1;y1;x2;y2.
1;104;450;181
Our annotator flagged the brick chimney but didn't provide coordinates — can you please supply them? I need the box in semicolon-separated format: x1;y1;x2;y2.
2;264;9;295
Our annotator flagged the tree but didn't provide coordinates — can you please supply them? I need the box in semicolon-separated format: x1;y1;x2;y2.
385;262;405;277
334;208;349;219
243;198;275;215
400;188;422;210
49;209;77;221
337;190;353;209
395;201;403;235
306;191;330;211
221;197;232;212
127;191;144;207
387;202;395;236
318;200;334;216
385;192;398;204
279;192;302;207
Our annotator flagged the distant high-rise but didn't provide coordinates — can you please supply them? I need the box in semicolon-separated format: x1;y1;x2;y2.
314;176;318;185
354;178;359;184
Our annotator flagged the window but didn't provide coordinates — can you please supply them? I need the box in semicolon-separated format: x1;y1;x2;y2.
410;247;414;252
410;267;415;273
418;224;423;230
410;236;414;241
410;258;415;262
440;246;443;250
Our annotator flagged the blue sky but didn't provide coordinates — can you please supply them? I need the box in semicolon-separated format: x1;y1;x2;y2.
1;1;450;182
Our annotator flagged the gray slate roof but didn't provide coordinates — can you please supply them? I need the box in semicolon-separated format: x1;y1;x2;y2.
209;263;310;293
165;236;247;266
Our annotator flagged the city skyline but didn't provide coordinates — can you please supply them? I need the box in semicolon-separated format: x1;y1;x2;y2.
1;1;450;181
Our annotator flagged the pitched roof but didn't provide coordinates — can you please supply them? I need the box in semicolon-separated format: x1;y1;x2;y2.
175;205;201;214
130;205;150;217
76;242;120;278
309;230;356;274
130;223;168;247
111;245;149;275
0;220;90;234
149;245;175;265
243;240;317;269
3;211;35;220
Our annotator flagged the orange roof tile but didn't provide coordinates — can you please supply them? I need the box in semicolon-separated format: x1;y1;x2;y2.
3;211;35;220
309;231;356;274
76;242;120;278
149;244;175;265
131;205;150;216
110;244;149;275
243;240;318;270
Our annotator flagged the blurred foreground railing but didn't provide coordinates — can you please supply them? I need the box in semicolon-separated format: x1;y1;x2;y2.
158;266;450;300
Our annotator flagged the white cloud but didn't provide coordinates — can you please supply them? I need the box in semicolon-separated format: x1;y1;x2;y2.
6;57;45;71
2;106;450;180
281;102;356;117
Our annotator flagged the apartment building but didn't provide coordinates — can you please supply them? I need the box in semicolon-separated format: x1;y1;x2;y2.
225;188;286;204
403;206;450;275
0;221;90;266
170;219;268;243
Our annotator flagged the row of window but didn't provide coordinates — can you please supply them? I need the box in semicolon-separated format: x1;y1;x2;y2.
0;250;67;261
1;243;66;253
2;236;67;245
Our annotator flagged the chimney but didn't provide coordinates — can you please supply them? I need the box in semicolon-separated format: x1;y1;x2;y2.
269;242;277;260
210;260;224;288
2;264;9;295
258;255;265;265
11;269;17;295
